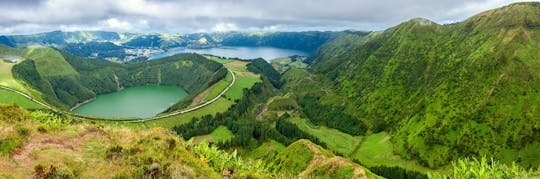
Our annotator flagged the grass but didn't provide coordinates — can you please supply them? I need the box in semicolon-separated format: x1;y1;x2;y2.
287;118;362;155
191;125;235;144
204;73;231;101
245;140;286;159
224;61;249;72
0;89;43;109
273;140;316;175
288;117;436;173
0;60;29;92
0;105;219;178
224;74;261;101
143;98;234;128
25;48;78;77
352;132;435;173
203;55;235;64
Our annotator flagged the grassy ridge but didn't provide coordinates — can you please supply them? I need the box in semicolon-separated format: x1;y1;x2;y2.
287;117;435;173
287;118;362;155
0;60;27;92
224;74;261;100
191;125;234;144
0;104;219;178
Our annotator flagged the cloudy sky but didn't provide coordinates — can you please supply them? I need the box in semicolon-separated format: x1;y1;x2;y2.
0;0;530;35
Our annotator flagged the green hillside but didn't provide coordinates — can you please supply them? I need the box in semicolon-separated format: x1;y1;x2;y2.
9;47;225;109
271;139;380;178
309;2;540;168
0;104;219;178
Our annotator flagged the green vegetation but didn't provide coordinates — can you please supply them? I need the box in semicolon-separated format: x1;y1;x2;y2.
287;118;362;155
270;55;309;73
203;77;229;101
271;139;379;178
245;140;286;159
0;60;27;92
224;74;261;100
146;98;234;128
271;139;316;175
429;157;535;178
191;142;277;178
11;48;225;109
352;132;432;172
247;58;281;87
0;89;43;109
0;104;219;178
191;126;234;144
309;2;540;168
203;55;235;64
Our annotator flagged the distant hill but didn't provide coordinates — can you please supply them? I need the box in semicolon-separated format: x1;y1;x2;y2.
309;2;540;168
0;31;343;61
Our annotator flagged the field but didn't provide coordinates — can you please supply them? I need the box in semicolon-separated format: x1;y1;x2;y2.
224;61;249;72
0;60;28;92
245;140;286;159
144;98;234;128
287;118;362;155
203;55;235;64
203;72;232;101
191;125;235;144
288;117;436;173
25;48;78;77
0;89;43;109
351;132;436;173
224;74;261;100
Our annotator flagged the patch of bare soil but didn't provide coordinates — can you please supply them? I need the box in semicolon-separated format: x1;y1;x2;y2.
224;61;247;68
190;87;210;107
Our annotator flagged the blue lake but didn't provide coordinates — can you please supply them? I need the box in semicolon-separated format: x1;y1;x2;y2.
148;46;308;61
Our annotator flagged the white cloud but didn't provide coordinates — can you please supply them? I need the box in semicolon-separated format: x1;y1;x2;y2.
0;0;529;34
211;23;239;32
105;18;133;30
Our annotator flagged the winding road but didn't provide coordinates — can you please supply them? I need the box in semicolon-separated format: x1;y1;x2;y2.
0;68;236;123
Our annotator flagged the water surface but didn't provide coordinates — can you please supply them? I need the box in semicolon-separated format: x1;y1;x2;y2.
149;46;308;61
73;85;187;118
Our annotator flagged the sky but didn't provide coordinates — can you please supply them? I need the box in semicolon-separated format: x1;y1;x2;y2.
0;0;531;35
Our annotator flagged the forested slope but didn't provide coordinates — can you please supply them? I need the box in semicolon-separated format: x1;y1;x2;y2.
10;48;225;109
309;2;540;168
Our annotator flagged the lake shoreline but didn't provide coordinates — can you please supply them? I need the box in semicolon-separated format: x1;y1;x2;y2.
70;97;96;111
71;85;188;118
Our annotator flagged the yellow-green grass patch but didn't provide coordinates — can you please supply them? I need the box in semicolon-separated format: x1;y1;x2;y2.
0;61;28;92
25;48;77;77
224;61;249;72
203;55;235;64
191;125;234;144
224;75;261;101
143;98;234;128
0;89;43;109
245;140;286;159
287;118;362;155
352;132;436;173
204;73;232;101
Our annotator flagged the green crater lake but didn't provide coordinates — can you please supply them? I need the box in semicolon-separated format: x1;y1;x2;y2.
73;85;188;118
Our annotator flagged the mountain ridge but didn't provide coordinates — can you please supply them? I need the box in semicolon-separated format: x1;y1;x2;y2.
308;1;540;168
